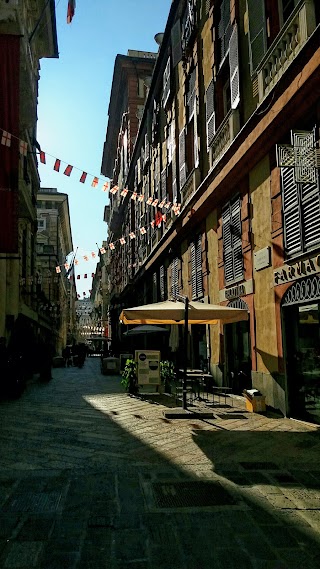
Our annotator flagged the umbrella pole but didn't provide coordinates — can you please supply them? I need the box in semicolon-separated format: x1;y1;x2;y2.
182;296;189;410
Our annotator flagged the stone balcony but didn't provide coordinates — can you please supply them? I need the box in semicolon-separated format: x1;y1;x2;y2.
211;109;240;169
256;0;316;103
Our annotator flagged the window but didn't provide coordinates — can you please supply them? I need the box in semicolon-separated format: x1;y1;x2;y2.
159;265;167;301
191;234;203;300
218;0;232;65
206;79;215;148
222;197;243;284
282;167;320;257
37;218;46;231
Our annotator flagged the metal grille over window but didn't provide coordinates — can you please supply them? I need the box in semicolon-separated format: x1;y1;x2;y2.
277;129;317;184
222;197;243;284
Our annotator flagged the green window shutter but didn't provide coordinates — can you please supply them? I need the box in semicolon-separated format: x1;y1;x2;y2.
229;23;240;110
206;79;215;148
282;167;302;255
171;19;182;68
247;0;267;73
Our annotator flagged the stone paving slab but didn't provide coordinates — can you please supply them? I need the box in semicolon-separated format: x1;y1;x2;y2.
1;358;320;567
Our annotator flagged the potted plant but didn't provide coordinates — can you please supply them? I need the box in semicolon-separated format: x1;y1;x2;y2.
121;358;139;395
160;360;175;394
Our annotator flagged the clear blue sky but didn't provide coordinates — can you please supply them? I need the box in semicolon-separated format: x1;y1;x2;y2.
37;0;171;297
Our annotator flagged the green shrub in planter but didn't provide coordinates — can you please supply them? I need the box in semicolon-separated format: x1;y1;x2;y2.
160;360;175;393
121;359;139;395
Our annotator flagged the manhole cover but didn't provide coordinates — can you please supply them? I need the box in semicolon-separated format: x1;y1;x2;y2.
151;481;237;509
4;492;61;513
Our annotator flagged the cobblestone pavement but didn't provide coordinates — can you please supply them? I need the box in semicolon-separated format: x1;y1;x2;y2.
1;358;320;568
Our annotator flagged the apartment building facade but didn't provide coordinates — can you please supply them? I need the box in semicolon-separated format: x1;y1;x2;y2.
0;0;59;365
102;0;320;423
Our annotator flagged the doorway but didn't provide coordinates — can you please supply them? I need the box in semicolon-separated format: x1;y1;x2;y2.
224;299;251;394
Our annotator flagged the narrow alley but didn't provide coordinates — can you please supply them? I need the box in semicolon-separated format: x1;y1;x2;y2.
1;358;320;568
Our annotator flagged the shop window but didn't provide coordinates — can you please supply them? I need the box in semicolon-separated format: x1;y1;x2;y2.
190;234;203;300
222;196;243;284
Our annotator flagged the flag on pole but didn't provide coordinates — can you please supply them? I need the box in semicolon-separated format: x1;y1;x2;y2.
67;0;76;24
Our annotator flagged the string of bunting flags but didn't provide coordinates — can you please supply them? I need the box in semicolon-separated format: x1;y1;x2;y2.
0;127;181;224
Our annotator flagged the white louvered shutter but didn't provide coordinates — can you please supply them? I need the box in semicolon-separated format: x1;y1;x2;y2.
206;79;215;148
229;23;240;110
231;198;243;280
282;167;302;255
179;127;187;190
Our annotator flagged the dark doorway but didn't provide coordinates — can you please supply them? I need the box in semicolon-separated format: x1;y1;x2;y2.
224;318;252;394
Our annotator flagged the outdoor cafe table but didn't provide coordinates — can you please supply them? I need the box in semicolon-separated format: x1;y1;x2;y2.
178;369;233;406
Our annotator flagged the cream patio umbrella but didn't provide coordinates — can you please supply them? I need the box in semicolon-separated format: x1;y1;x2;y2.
120;298;248;410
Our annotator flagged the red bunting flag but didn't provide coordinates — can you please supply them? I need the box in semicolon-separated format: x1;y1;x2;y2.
129;232;136;239
146;197;153;205
151;220;155;228
83;255;89;261
109;243;115;250
64;164;73;176
155;211;163;227
100;247;106;254
91;273;95;278
1;130;11;147
75;259;79;265
67;0;76;24
120;237;126;245
80;172;87;183
84;274;87;279
77;275;80;280
110;185;118;194
77;294;80;298
120;188;128;197
159;200;166;208
140;227;147;235
152;199;159;207
40;151;46;164
91;252;96;258
164;202;172;209
138;194;144;202
55;266;61;274
54;159;61;172
131;192;137;201
64;263;70;270
102;181;109;192
91;177;99;187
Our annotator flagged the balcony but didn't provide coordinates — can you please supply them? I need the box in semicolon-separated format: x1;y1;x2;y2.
181;167;201;206
210;109;240;169
256;0;316;103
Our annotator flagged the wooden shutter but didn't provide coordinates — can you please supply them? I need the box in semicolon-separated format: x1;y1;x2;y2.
171;257;179;298
171;19;182;68
218;0;232;61
187;68;196;123
160;265;167;301
231;198;243;280
172;148;177;202
196;234;203;297
194;102;199;169
179;127;187;190
301;176;320;249
163;57;171;107
247;0;267;73
206;79;215;148
282;167;301;255
223;198;243;283
229;23;240;110
153;272;158;302
191;240;197;300
161;168;167;201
